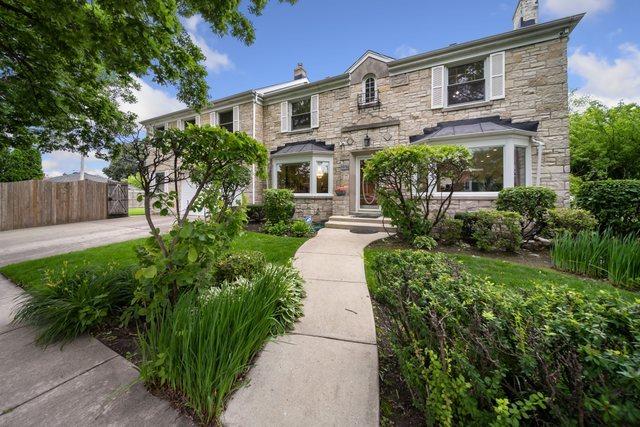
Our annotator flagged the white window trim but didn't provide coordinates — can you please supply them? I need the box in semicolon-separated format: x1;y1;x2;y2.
282;94;319;133
216;108;234;132
443;57;490;109
179;115;200;130
271;154;333;197
361;74;377;103
428;135;532;199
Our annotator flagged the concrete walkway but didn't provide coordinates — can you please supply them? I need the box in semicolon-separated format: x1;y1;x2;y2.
0;215;174;267
223;227;387;426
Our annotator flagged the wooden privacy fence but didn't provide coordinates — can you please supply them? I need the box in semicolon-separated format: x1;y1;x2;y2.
0;180;127;231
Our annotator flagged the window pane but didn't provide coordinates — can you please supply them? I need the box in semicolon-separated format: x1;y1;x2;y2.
291;113;311;130
447;60;485;105
155;172;166;193
277;162;310;193
514;146;527;187
291;98;310;115
219;110;234;132
184;118;197;127
316;161;329;193
364;77;376;103
439;147;503;192
290;98;311;130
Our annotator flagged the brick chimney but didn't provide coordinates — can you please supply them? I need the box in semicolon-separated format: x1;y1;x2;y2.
293;63;307;80
513;0;539;29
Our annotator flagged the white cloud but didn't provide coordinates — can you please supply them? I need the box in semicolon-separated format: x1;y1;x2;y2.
183;15;203;33
41;151;108;177
120;77;185;123
189;33;232;73
395;44;419;59
569;43;640;106
540;0;613;18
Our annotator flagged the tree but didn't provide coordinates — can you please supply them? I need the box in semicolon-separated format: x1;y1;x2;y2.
570;97;640;180
103;145;137;181
0;146;44;182
364;145;471;241
0;0;295;152
125;125;268;319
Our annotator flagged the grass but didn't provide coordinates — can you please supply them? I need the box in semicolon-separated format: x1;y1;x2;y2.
1;231;307;289
364;247;638;300
128;207;145;216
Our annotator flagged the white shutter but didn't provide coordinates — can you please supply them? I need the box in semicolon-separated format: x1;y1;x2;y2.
310;94;319;128
431;65;445;109
177;119;183;130
490;52;506;100
280;101;289;132
210;112;218;126
195;115;201;126
232;105;240;132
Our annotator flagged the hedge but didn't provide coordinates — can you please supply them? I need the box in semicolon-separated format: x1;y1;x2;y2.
576;180;640;236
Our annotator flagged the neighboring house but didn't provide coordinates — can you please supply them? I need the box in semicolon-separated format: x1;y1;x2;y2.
141;0;582;221
45;172;117;183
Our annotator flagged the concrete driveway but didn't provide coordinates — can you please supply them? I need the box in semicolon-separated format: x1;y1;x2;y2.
0;216;175;267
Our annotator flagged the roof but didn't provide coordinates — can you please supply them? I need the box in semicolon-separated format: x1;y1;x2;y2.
270;140;334;157
409;116;539;143
345;50;395;74
44;172;118;183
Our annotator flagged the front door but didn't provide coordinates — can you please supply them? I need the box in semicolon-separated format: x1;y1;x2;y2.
356;156;380;212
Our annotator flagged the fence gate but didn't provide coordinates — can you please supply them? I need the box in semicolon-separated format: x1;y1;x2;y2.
107;182;129;217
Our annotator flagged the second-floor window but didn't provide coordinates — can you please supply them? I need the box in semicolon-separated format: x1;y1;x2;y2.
218;110;234;132
363;76;376;103
447;60;485;106
291;98;311;131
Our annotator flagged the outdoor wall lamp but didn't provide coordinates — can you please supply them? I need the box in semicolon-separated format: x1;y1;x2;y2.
363;134;371;147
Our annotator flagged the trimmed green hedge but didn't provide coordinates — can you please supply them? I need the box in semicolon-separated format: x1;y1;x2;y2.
371;249;640;425
576;180;640;236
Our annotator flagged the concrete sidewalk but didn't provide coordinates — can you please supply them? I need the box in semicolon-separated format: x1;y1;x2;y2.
0;215;174;267
0;276;190;426
223;227;387;426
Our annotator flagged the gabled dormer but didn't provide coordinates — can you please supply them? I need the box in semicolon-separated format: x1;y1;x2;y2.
347;50;394;110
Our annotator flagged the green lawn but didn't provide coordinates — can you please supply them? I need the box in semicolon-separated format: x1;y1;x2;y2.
364;248;637;300
128;207;145;215
1;231;307;289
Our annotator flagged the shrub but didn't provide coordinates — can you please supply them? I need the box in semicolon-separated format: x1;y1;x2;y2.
431;217;463;245
290;219;314;237
496;186;557;240
13;266;135;345
139;264;305;424
363;144;472;241
413;235;437;250
471;210;523;252
246;204;265;223
371;249;640;425
552;231;640;289
213;250;266;283
264;189;295;224
454;211;481;243
546;207;597;237
576;179;640;236
262;220;290;236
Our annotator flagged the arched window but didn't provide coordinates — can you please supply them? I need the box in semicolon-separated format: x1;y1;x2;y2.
363;76;376;104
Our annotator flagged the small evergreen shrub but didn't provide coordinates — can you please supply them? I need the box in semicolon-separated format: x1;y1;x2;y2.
290;219;314;237
454;211;481;244
471;210;522;252
13;266;136;345
262;220;290;236
246;204;265;223
431;217;463;245
371;250;640;425
546;207;597;236
413;235;437;250
264;189;295;224
576;179;640;236
213;250;267;283
496;186;557;240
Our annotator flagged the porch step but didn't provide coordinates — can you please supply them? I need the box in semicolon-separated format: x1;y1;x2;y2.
325;215;395;232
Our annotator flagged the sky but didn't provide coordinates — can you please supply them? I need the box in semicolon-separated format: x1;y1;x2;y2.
42;0;640;177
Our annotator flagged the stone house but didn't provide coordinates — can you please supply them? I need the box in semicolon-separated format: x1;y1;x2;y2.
141;0;583;224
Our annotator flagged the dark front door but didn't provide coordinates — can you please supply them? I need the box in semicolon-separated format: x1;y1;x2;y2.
357;157;379;211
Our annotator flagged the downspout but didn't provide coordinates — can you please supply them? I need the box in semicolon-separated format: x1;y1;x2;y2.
251;91;257;205
532;138;545;186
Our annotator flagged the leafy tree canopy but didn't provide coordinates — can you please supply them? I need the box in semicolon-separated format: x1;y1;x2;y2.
570;97;640;180
0;146;44;182
0;0;294;153
103;144;137;181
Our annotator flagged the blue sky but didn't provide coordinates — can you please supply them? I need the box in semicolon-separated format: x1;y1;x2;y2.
43;0;640;176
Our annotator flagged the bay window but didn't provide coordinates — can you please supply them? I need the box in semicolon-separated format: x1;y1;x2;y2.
272;155;333;196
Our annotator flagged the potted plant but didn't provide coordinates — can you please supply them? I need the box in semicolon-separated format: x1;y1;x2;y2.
335;185;348;196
